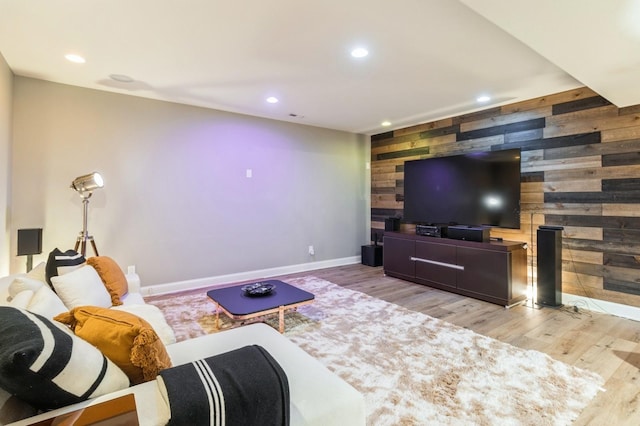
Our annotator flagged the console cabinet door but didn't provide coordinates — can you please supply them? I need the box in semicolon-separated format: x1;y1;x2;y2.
383;235;415;280
414;241;457;289
456;246;509;301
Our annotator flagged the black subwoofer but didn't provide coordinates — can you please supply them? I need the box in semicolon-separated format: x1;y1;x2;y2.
537;226;563;307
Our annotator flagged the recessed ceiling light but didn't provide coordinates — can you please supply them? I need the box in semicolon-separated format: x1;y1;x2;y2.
109;74;134;83
381;121;391;127
351;47;369;58
65;54;86;64
476;95;491;103
266;96;279;104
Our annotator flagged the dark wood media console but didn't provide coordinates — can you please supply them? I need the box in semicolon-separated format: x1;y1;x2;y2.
383;231;528;307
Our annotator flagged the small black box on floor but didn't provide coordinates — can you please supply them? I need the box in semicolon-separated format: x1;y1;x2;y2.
361;244;383;267
447;225;490;243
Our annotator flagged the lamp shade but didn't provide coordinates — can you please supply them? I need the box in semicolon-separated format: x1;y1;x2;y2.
17;228;43;256
71;172;104;194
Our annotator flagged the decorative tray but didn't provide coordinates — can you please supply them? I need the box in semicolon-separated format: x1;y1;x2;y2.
241;282;276;297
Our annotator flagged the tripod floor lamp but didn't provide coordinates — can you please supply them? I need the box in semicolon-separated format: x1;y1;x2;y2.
71;172;104;257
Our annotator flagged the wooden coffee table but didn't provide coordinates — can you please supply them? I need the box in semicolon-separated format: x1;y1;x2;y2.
206;280;314;333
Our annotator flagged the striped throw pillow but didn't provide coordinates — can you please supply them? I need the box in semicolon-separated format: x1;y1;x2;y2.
45;248;86;287
0;306;129;410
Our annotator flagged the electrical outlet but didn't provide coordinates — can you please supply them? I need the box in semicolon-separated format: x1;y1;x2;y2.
308;245;315;256
127;265;136;274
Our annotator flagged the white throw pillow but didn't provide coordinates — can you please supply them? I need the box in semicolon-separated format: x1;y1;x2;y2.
8;290;34;309
51;265;112;310
9;277;45;298
112;304;177;345
26;261;47;283
27;285;69;319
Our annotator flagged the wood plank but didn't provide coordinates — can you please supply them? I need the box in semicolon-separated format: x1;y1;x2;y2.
544;179;601;193
521;155;601;174
502;131;601;152
457;117;545;141
545;111;640;138
429;135;503;155
602;151;640;167
393;117;454;138
503;128;544;144
545;164;640;181
375;146;430;161
603;204;640;217
500;87;600;114
604;279;640;297
561;226;603;241
370;158;404;173
552;96;613;115
522;181;544;193
371;194;403;209
371;136;428;158
604;253;640;269
543;203;603;215
562;248;603;264
562;272;603;289
600;125;640;142
545;191;640;204
459;107;551;133
521;192;544;204
544;138;640;160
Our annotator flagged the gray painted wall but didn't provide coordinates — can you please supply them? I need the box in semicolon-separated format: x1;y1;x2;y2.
10;77;368;286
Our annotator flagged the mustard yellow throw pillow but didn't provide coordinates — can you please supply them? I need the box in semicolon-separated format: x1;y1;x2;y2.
55;306;172;385
87;256;128;306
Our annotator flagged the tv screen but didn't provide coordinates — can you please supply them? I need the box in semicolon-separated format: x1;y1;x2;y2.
403;149;521;229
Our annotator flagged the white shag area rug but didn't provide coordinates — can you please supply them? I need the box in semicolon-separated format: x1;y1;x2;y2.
147;276;604;425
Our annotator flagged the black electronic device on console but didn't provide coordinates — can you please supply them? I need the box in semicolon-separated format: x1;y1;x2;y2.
447;225;490;243
416;224;448;238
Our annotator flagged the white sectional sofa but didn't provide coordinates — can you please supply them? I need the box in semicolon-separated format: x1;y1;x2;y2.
0;264;366;425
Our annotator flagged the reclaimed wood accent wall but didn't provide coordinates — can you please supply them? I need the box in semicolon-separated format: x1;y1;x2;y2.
371;87;640;308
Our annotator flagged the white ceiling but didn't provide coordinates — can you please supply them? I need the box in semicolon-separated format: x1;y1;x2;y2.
1;0;637;135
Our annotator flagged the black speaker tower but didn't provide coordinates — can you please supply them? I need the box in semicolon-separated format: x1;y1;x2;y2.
536;226;563;307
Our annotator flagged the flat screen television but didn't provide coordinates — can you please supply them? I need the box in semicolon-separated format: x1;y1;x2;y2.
403;148;521;229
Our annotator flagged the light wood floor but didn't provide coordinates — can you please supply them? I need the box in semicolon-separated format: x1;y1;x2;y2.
274;263;640;426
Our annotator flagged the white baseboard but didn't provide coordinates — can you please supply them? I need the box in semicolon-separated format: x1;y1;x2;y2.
562;293;640;322
141;256;361;297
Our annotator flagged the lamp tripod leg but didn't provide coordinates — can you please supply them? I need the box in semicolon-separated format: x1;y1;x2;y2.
89;236;99;256
75;234;99;257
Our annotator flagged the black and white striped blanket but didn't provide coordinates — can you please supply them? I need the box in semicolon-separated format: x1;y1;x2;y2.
157;345;289;426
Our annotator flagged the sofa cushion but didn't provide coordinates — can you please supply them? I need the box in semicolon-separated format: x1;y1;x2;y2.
8;290;34;309
55;306;172;385
45;249;86;287
0;306;129;410
26;261;47;283
112;304;177;345
51;265;112;310
86;256;128;306
9;277;45;298
27;285;69;319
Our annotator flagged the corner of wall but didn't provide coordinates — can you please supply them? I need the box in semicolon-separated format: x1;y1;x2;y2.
0;52;13;276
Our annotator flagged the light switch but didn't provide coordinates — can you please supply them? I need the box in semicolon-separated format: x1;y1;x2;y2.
246;169;252;178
